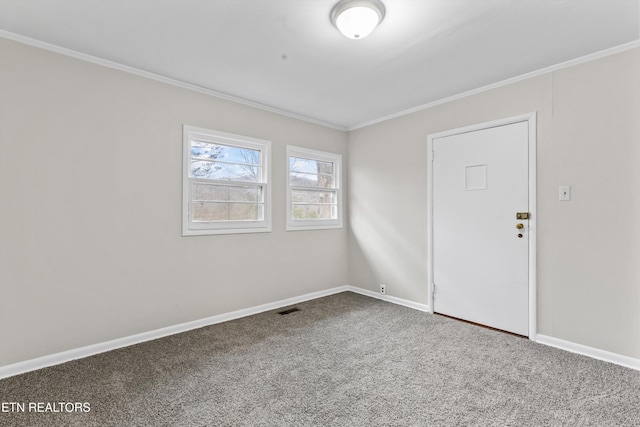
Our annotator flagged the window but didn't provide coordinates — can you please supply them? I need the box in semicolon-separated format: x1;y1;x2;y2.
183;125;271;235
286;145;342;230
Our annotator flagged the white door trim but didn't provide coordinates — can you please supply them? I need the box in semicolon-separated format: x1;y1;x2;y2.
427;113;537;339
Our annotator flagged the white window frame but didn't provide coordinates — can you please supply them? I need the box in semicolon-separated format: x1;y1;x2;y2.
182;125;271;236
286;145;343;231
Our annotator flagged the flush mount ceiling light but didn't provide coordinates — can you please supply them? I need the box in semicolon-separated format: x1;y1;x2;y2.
330;0;386;40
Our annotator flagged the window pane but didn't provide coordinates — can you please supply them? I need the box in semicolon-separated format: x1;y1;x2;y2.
290;172;334;188
229;203;262;221
290;157;333;175
190;141;224;161
191;141;260;166
291;204;336;220
191;160;261;182
192;202;263;222
291;190;336;204
193;183;262;202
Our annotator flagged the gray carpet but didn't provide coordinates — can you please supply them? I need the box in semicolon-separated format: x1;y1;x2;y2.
1;292;639;426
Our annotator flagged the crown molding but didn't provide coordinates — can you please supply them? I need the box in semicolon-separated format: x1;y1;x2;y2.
349;39;640;131
2;30;638;134
0;30;347;132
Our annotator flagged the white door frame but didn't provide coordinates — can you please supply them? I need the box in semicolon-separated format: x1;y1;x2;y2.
427;112;537;339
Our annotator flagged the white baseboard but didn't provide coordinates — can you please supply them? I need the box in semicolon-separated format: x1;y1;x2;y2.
0;286;350;379
345;285;431;312
536;334;640;371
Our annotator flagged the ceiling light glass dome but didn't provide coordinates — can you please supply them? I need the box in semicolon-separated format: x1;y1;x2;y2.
331;0;386;39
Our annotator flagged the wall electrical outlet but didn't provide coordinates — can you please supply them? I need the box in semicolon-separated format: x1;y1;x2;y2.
380;284;386;295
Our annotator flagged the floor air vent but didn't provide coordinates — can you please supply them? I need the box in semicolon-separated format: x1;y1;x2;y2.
278;307;300;315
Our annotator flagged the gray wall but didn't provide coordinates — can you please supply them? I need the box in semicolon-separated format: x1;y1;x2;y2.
0;38;348;366
348;47;640;360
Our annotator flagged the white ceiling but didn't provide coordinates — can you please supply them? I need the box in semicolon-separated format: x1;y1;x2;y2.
1;0;638;130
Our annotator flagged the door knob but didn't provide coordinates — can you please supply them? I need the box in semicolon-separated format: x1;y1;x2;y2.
516;223;524;229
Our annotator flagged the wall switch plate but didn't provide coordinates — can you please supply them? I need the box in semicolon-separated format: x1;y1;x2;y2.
559;185;571;201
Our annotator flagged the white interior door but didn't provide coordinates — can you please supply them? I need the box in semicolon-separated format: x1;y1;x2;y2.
432;121;529;336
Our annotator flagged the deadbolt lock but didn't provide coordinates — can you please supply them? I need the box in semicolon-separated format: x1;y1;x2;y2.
516;223;524;229
516;212;530;220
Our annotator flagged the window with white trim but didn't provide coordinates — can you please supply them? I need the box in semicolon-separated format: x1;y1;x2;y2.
286;145;342;231
183;125;271;235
